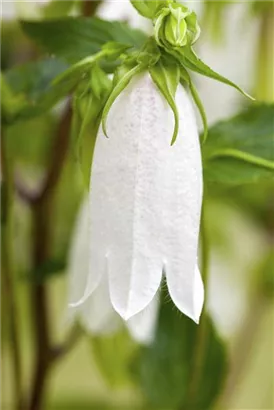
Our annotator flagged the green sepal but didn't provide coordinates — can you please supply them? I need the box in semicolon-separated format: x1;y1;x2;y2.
131;0;163;19
136;37;161;66
73;68;111;188
181;46;255;101
89;64;112;100
180;66;208;143
53;42;131;88
149;59;180;145
101;63;145;137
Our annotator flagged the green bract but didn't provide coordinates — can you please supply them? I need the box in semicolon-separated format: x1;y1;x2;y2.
131;0;163;19
154;3;200;49
72;65;112;188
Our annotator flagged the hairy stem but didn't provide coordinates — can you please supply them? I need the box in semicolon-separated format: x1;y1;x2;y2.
1;132;24;410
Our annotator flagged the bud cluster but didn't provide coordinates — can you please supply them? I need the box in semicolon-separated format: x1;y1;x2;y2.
154;3;200;49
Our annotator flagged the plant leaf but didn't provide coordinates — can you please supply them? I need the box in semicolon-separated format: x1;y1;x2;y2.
21;17;147;64
131;0;163;19
202;104;274;185
41;0;75;18
90;330;136;387
53;43;130;88
149;59;180;145
2;58;69;123
134;294;227;409
182;46;254;100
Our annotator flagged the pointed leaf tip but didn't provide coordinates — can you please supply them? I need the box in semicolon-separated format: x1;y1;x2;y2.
182;46;255;102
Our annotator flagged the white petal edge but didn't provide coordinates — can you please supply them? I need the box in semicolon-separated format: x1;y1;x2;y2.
126;292;159;344
67;198;91;306
80;273;122;335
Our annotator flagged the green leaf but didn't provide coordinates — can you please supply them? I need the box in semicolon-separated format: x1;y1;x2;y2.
41;0;75;18
53;43;130;88
1;73;28;124
2;58;70;123
203;104;274;185
29;258;66;282
90;330;136;387
72;67;111;189
149;59;180;145
102;63;145;137
180;66;208;143
135;295;227;409
131;0;161;19
21;17;147;64
182;46;254;101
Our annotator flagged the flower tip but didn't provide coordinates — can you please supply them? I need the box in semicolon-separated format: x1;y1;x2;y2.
170;131;177;146
68;294;89;308
193;313;201;325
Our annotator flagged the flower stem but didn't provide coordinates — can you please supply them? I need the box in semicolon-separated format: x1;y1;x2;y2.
1;130;24;410
255;7;274;102
208;149;274;171
183;202;210;408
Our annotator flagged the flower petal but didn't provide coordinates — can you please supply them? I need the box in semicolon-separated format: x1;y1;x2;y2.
67;198;90;305
126;292;159;344
164;83;203;323
89;73;174;320
194;264;204;322
80;273;121;335
88;73;203;321
68;198;104;308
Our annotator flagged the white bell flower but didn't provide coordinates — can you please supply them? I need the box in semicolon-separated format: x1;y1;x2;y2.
68;198;159;344
71;72;204;324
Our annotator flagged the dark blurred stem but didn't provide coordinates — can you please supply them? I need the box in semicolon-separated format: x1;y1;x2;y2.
82;0;100;16
24;3;100;407
1;132;24;410
27;104;72;410
29;202;51;410
183;203;210;408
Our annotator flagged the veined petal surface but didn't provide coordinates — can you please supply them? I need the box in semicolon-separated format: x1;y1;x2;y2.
88;72;204;321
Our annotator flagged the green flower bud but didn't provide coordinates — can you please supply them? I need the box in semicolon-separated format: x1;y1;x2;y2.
154;4;200;49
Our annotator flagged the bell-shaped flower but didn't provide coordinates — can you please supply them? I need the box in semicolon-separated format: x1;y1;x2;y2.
68;198;159;344
71;72;204;324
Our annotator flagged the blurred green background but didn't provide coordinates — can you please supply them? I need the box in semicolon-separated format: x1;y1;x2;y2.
1;1;274;410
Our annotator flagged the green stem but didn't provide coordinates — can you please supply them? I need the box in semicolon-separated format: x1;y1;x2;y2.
208;148;274;171
184;202;210;408
1;131;24;410
255;8;274;102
